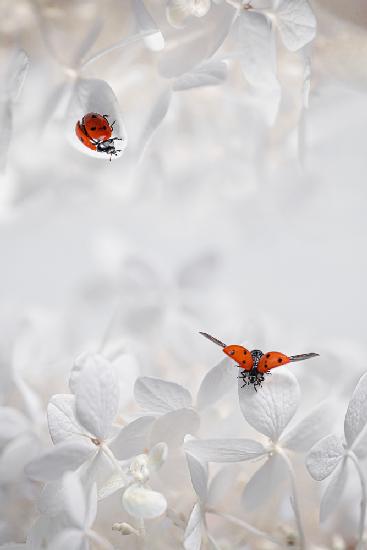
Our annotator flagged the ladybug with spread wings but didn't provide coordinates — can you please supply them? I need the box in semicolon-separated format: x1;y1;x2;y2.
200;332;319;390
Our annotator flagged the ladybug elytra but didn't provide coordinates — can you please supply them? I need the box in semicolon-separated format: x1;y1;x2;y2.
75;112;123;160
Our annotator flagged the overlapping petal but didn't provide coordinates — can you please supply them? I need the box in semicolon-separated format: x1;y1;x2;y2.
306;434;344;481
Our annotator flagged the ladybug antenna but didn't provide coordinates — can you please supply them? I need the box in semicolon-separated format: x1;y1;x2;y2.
199;332;226;348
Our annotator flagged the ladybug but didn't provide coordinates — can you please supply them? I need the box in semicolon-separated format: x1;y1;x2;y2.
200;332;319;390
75;112;123;160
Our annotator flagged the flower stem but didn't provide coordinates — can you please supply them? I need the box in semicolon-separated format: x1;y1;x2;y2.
277;449;306;549
207;509;282;546
349;451;366;549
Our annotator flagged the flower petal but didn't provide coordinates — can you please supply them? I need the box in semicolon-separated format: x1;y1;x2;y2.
320;459;347;522
186;452;208;502
47;394;87;444
344;372;367;449
75;356;119;440
25;439;95;482
184;503;203;550
172;60;228;92
275;0;316;52
66;78;127;160
184;438;265;463
306;434;344;481
134;377;192;414
148;442;168;472
122;484;167;519
242;454;286;510
6;48;29;101
280;401;332;452
150;409;200;448
239;370;300;441
196;357;236;410
109;416;155;460
237;10;279;91
206;465;238;508
62;472;86;529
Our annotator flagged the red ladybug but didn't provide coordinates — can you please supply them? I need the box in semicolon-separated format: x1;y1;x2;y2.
75;112;123;160
200;332;319;390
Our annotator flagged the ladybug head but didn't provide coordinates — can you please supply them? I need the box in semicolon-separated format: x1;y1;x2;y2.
250;349;263;367
96;139;119;156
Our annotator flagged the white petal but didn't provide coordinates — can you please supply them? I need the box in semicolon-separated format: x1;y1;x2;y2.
0;102;12;172
207;465;238;508
184;503;203;550
239;370;300;441
71;18;103;67
62;472;86;529
186;452;208;502
166;0;194;27
148;442;168;471
122;484;167;519
280;401;332;452
80;447;122;497
184;438;265;463
242;454;286;510
70;352;106;394
98;471;126;500
344;372;367;449
85;482;98;528
275;0;316;52
196;357;236;410
25;439;95;482
320;460;347;522
47;394;87;444
150;409;200;448
237;11;280;91
66;78;127;160
50;529;85;550
109;416;155;460
134;377;192;414
173;59;227;92
133;0;164;50
159;2;234;78
0;433;40;483
0;406;28;444
306;434;344;481
37;481;64;517
75;357;119;440
6;48;29;101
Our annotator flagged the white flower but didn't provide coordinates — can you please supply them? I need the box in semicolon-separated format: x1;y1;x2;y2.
306;372;367;536
49;472;113;550
185;371;331;543
166;0;212;28
25;355;127;495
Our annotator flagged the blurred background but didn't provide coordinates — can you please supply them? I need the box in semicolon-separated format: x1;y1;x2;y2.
0;0;367;545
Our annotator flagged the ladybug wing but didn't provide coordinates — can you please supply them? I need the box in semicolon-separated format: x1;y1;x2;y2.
75;121;96;151
289;353;319;362
83;113;112;141
224;345;254;372
258;352;290;373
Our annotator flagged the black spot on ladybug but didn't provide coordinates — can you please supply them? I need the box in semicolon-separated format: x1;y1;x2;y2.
102;125;107;130
91;127;97;131
266;353;270;358
242;360;247;364
278;358;282;363
91;114;97;118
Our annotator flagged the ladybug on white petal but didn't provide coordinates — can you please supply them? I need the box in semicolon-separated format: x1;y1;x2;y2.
200;332;319;390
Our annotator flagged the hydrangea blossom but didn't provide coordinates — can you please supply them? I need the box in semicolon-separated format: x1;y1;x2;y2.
185;370;330;545
306;372;367;549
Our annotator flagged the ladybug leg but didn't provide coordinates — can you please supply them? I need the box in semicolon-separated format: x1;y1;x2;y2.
110;120;116;129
